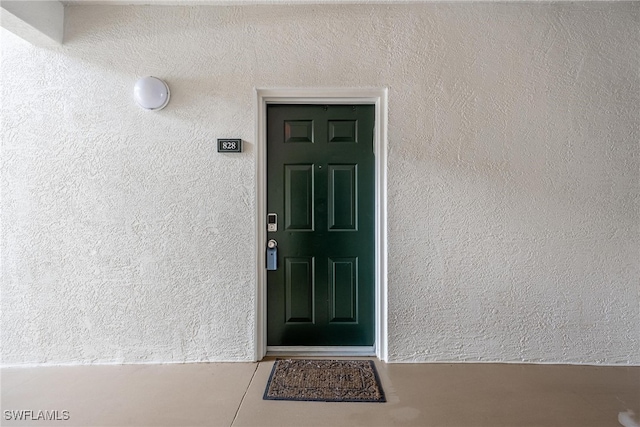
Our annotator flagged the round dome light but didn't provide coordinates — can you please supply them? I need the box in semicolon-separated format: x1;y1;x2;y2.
133;76;170;110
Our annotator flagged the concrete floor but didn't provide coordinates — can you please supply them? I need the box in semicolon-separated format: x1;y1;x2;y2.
1;359;638;427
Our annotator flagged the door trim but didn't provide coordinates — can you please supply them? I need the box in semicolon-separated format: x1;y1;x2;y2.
266;346;375;357
255;88;388;362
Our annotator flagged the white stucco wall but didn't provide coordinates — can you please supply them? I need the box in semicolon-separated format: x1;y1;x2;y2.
1;3;638;365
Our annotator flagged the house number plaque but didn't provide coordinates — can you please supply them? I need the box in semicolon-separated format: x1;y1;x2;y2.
217;139;242;153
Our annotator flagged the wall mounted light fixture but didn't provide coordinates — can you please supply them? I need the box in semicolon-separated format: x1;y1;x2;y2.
134;76;170;110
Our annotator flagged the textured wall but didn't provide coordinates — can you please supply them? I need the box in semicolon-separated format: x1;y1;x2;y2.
1;3;638;365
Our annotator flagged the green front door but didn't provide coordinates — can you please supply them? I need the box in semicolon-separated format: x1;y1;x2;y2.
267;104;375;346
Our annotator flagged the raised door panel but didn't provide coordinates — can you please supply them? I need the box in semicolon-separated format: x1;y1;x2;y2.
328;120;358;143
284;165;314;231
328;257;358;323
285;120;314;143
285;257;315;323
328;164;357;231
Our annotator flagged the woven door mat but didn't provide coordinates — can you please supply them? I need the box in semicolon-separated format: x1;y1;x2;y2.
263;359;386;402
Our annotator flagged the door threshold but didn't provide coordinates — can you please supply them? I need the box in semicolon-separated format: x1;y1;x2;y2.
266;346;376;357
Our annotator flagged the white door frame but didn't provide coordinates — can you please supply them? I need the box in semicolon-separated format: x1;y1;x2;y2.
255;88;388;362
